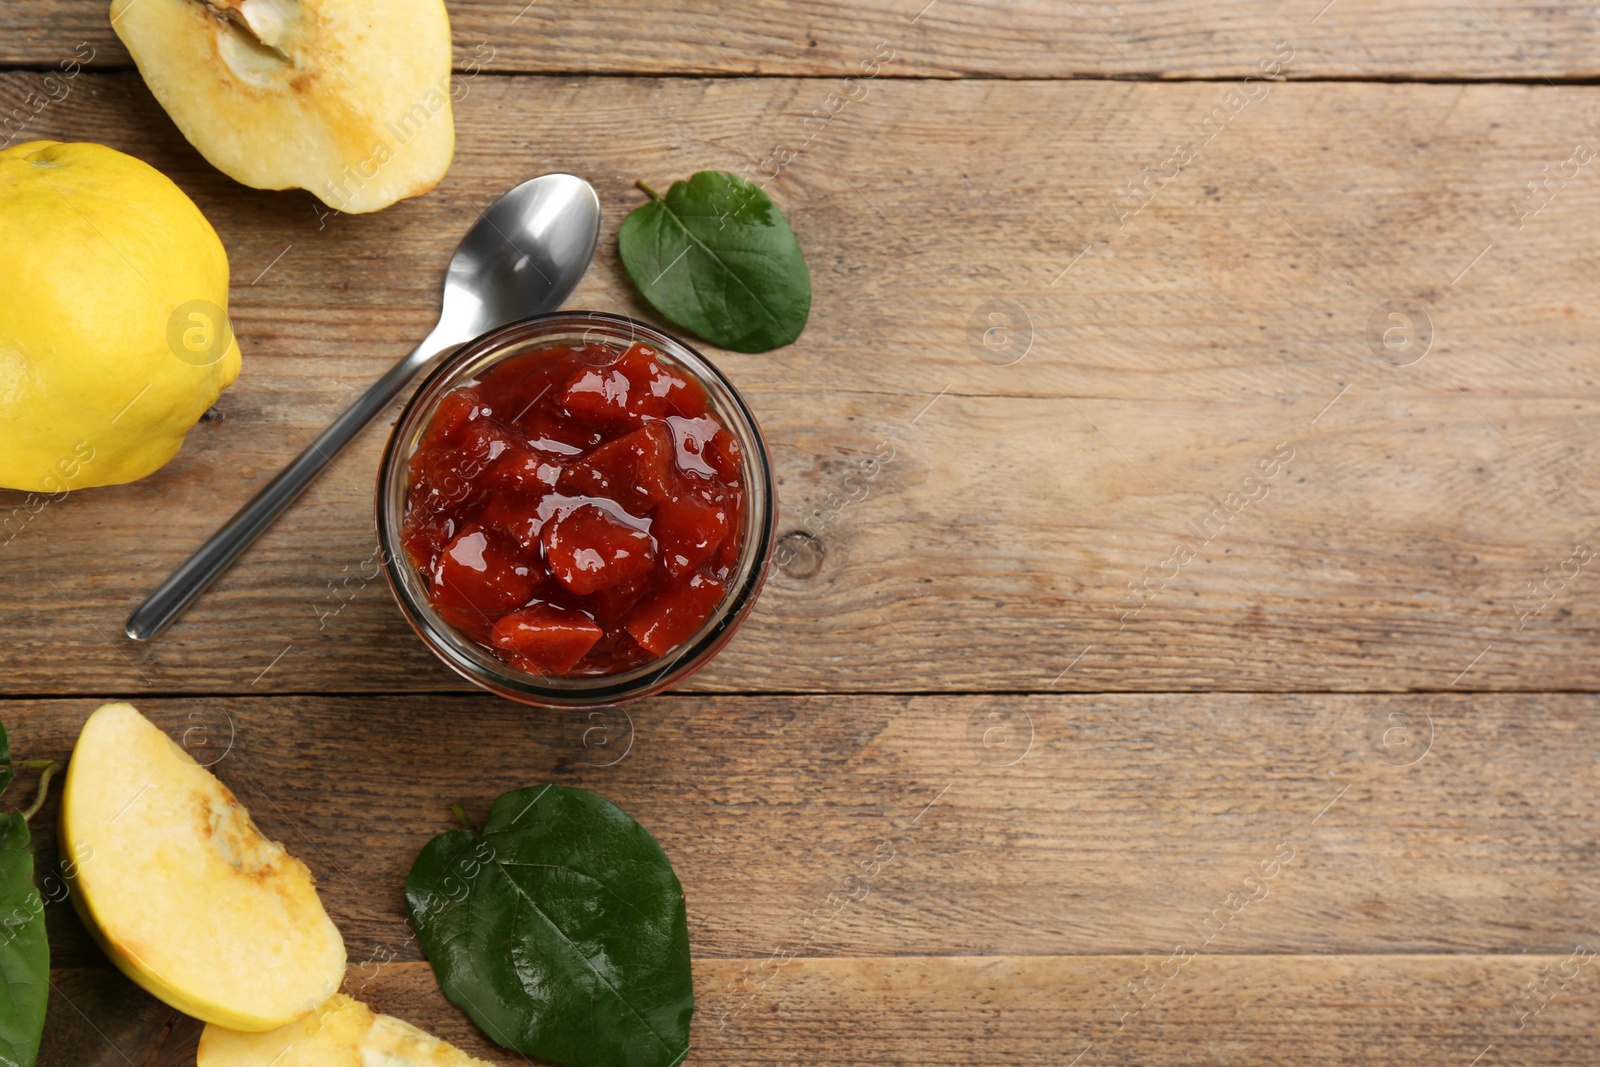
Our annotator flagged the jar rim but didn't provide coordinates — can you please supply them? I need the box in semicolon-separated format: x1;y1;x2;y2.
375;311;775;708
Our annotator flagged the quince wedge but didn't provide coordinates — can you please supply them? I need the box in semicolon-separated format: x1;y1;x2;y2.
198;994;499;1067
109;0;455;214
0;140;241;492
59;702;346;1032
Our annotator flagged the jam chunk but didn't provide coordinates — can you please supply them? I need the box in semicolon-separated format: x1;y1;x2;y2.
482;443;563;497
558;423;674;509
624;573;727;656
492;603;605;675
402;339;745;677
429;528;538;639
542;504;656;596
652;493;731;578
559;342;704;428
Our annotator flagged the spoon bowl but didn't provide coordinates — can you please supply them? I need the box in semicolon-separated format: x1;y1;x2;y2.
423;174;601;360
125;174;602;641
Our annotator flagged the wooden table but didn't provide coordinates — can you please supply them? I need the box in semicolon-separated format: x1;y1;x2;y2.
5;2;1600;1063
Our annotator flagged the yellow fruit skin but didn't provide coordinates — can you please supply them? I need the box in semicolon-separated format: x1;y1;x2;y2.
109;0;454;214
0;141;241;492
199;994;501;1066
66;880;299;1034
61;702;345;1032
61;715;307;1032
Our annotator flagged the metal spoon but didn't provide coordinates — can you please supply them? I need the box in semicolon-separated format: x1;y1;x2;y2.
126;173;602;641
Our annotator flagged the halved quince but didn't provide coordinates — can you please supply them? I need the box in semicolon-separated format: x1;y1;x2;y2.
198;994;498;1066
109;0;454;213
60;702;346;1031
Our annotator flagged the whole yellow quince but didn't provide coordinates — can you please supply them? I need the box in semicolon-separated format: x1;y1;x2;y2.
0;141;241;492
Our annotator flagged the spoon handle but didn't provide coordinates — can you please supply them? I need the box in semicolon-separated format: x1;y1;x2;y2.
125;339;442;641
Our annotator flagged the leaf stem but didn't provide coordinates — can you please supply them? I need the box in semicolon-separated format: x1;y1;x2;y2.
20;761;62;824
12;760;55;770
635;179;665;201
450;802;476;832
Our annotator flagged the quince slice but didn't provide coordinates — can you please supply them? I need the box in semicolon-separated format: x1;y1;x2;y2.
109;0;454;213
198;994;499;1066
60;702;346;1031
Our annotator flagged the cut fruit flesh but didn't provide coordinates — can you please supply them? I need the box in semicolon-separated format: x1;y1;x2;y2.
198;993;498;1066
109;0;454;213
60;702;346;1031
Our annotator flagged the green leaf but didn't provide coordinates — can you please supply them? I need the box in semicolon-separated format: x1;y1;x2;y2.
619;171;811;353
0;721;11;798
406;786;693;1067
0;812;48;1067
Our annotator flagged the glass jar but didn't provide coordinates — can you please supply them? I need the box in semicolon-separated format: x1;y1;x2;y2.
376;311;775;707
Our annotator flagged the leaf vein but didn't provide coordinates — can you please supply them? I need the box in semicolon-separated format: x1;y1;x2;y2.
654;200;785;331
490;861;668;936
481;838;683;1059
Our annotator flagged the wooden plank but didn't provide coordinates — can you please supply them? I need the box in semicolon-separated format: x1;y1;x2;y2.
7;0;1600;80
2;75;1599;693
39;968;199;1067
40;956;1600;1066
12;694;1600;971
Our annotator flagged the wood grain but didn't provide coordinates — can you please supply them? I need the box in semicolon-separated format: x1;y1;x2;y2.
41;955;1600;1066
3;74;1600;693
7;3;1597;1065
6;0;1600;80
10;693;1600;973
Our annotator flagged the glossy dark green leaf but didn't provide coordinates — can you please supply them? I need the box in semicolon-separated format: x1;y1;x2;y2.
618;171;810;353
0;812;47;1067
406;786;693;1067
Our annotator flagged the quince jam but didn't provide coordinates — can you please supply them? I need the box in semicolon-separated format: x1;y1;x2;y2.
401;341;744;676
